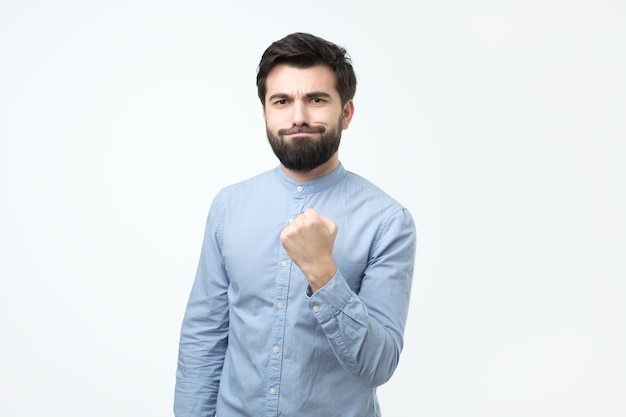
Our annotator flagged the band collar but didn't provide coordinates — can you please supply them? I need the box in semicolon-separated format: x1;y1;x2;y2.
274;162;346;195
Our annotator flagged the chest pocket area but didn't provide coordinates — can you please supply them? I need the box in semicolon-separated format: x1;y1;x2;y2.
335;260;367;293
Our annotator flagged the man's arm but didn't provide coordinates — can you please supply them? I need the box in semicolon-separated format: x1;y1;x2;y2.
282;207;416;387
174;199;229;417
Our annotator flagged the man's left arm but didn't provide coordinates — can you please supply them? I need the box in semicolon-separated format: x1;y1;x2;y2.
282;207;417;387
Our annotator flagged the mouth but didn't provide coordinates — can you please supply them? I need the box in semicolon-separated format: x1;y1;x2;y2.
279;126;325;136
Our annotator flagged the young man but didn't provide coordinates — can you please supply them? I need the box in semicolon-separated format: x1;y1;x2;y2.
174;32;417;417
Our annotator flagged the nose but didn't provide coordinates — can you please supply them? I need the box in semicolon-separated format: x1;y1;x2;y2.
291;100;309;126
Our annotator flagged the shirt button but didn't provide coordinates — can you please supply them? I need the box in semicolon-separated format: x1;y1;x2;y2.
280;260;288;267
272;346;280;354
312;305;320;313
276;301;285;308
296;186;303;192
269;387;277;395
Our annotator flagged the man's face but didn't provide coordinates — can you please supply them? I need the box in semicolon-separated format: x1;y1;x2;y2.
263;64;354;173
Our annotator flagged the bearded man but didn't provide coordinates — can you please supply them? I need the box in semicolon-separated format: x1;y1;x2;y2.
174;32;417;417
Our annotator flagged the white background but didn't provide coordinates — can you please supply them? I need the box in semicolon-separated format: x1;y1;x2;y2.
1;1;624;416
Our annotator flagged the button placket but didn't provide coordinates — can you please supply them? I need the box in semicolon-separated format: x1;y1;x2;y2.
265;184;307;416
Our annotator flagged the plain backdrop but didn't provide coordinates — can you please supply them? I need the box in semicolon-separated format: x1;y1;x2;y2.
1;1;624;416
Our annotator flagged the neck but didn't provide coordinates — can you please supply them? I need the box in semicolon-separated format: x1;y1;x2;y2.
281;154;339;183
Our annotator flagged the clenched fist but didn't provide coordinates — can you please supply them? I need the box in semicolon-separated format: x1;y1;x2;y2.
280;208;338;292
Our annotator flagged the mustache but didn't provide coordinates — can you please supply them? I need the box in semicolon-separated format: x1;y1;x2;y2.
278;126;326;135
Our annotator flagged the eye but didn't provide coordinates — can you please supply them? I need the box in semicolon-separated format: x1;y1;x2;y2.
310;97;326;103
274;99;287;105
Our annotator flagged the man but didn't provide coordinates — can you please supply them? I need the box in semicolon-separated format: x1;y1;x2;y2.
175;32;416;417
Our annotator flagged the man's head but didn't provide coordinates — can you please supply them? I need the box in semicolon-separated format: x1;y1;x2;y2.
258;33;357;174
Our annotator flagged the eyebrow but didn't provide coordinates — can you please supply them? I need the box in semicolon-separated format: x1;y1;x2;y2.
267;91;333;102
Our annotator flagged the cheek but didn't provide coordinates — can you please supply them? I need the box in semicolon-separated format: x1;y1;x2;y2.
311;108;341;126
264;110;287;127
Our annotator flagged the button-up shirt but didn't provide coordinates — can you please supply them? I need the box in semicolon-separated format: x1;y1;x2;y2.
175;163;416;417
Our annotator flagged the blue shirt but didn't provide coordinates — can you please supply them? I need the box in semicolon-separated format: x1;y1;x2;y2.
175;163;416;417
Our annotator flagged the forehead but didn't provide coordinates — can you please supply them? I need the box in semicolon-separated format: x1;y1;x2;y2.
265;64;338;97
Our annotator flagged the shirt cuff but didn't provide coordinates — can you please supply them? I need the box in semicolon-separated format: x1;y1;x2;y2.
306;271;353;321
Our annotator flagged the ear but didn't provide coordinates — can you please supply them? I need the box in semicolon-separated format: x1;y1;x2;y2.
341;100;355;129
262;105;267;121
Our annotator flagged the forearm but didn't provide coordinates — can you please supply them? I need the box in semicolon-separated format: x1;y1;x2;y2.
174;294;228;417
308;208;416;387
308;271;409;388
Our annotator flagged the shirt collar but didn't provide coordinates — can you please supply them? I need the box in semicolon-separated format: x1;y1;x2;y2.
274;162;346;194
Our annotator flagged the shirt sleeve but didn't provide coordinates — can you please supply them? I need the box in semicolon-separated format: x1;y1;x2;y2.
174;196;229;417
308;207;416;388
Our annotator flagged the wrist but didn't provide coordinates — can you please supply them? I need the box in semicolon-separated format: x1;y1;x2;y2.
305;263;337;292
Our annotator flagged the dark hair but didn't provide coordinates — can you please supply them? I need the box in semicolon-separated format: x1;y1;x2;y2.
256;32;357;107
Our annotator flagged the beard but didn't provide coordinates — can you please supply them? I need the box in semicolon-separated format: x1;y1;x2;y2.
266;119;342;173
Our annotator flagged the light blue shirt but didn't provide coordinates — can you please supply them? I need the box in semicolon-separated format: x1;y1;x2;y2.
175;163;416;417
